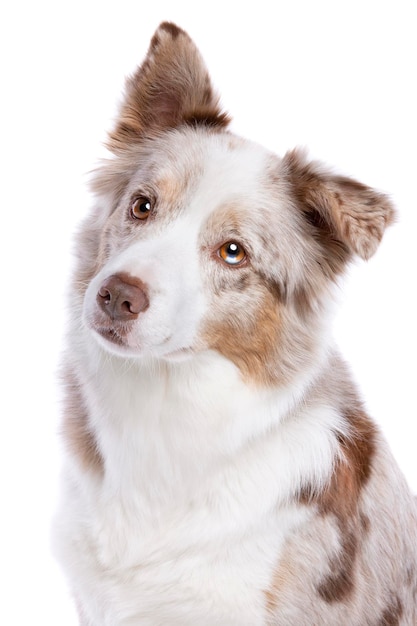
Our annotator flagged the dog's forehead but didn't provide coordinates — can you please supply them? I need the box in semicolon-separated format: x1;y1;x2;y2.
140;129;279;223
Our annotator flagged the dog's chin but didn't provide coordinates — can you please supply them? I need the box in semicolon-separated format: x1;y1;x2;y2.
92;327;196;362
92;327;144;358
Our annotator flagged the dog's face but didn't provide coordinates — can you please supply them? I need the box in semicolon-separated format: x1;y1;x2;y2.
83;132;311;381
80;23;394;387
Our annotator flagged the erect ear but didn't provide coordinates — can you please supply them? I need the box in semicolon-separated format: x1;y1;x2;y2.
107;22;230;153
283;148;396;261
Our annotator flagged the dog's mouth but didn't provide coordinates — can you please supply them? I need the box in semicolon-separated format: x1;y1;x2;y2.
92;323;196;361
92;323;144;357
96;327;126;346
91;317;140;352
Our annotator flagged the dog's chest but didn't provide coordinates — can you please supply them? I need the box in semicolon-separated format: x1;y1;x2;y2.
85;478;310;625
66;354;328;624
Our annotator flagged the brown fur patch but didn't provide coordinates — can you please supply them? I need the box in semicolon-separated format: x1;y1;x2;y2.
320;408;376;516
202;287;282;386
201;272;324;388
158;21;182;39
62;368;103;474
378;595;403;625
283;148;395;261
266;406;376;611
183;109;231;129
316;523;358;602
315;408;376;602
108;22;230;152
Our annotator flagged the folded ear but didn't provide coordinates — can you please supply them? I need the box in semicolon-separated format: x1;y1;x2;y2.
108;22;230;153
283;148;396;261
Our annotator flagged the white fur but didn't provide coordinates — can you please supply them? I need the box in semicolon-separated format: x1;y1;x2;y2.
55;343;343;624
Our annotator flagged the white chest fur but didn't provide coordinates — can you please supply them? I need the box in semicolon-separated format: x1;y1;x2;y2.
55;347;340;625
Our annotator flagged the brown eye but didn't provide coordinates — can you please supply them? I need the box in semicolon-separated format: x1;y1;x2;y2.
218;242;246;266
130;196;152;220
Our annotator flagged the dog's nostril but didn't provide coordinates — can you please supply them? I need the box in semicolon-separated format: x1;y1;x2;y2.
97;274;149;321
121;299;136;314
98;287;112;305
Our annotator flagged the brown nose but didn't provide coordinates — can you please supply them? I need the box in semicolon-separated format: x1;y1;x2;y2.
97;273;149;321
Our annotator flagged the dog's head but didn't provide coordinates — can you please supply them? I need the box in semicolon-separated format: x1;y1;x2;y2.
79;22;394;386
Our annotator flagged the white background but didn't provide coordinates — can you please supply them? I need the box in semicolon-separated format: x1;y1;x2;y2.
1;1;416;623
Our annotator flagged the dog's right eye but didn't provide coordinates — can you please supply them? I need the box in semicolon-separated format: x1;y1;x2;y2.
130;197;152;220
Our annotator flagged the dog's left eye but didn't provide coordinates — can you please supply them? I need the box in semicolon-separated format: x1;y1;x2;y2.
130;196;152;220
218;242;246;266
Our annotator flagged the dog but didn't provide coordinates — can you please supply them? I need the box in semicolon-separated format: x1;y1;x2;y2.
53;22;417;625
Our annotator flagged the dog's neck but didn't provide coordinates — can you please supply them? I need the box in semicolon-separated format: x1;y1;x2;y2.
77;340;339;500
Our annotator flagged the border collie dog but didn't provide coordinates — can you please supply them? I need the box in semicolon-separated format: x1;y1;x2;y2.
53;22;417;625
